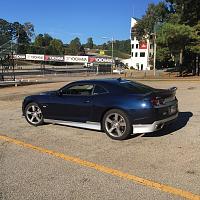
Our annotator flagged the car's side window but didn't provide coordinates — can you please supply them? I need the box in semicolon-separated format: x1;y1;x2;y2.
93;85;108;95
62;84;94;96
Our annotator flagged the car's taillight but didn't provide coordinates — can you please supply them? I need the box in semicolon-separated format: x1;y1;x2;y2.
151;97;164;106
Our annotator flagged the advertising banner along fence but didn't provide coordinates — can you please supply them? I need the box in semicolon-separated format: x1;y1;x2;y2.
26;54;44;61
13;54;26;60
95;57;113;63
12;54;113;64
64;56;88;63
44;55;64;62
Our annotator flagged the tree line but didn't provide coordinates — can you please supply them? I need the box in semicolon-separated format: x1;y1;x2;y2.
0;19;130;59
134;0;200;76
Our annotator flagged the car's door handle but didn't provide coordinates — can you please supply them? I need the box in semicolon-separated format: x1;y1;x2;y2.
84;100;90;103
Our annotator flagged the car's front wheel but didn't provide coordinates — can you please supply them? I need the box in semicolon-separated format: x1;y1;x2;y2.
102;109;131;140
25;102;44;126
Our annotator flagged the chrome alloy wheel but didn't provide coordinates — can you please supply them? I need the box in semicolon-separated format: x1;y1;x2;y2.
105;113;127;137
26;104;43;125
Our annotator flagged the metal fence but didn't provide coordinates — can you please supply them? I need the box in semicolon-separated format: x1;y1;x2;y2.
0;59;113;82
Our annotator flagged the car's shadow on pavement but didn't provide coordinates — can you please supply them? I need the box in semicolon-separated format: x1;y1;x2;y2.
129;112;193;139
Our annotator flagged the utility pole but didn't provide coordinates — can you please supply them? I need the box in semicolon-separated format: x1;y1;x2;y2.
111;37;114;73
153;33;156;77
102;36;114;74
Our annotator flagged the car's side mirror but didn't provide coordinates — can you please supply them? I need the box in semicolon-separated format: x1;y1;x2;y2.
57;90;63;96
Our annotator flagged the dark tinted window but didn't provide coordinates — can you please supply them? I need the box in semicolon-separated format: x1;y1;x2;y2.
93;85;107;95
140;52;145;57
62;84;94;95
120;81;154;94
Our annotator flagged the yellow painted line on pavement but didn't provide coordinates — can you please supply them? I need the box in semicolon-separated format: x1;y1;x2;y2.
0;135;199;200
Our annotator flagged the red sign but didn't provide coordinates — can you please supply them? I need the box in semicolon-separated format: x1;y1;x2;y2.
89;57;96;63
88;57;113;63
44;55;64;62
139;42;147;49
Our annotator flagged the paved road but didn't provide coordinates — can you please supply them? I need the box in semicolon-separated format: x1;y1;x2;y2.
0;80;200;200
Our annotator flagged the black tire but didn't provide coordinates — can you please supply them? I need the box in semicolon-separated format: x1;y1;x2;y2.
25;102;44;126
102;109;132;140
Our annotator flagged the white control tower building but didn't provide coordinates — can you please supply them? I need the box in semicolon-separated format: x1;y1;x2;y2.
122;18;154;70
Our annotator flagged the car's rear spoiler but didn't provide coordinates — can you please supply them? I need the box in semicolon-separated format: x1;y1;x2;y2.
168;87;177;95
169;87;177;91
137;87;177;98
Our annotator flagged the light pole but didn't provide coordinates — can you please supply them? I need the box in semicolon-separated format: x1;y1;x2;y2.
153;33;156;77
101;36;114;73
111;37;114;66
153;22;161;77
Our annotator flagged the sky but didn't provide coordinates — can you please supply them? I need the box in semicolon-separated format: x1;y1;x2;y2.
1;0;160;44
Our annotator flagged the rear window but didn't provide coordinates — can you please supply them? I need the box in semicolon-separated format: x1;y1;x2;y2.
119;81;154;94
93;85;107;95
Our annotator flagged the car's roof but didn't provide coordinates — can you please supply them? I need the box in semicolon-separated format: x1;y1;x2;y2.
63;78;155;95
71;78;128;85
68;78;132;94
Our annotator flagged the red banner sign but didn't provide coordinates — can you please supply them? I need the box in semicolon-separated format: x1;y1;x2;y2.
44;55;64;62
139;42;147;49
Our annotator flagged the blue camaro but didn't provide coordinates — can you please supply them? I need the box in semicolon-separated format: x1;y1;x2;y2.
22;78;178;140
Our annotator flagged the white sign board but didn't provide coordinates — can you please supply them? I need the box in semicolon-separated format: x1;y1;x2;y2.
13;54;26;59
26;54;44;61
64;56;88;63
95;57;113;63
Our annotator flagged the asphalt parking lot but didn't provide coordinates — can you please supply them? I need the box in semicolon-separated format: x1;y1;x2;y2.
0;79;200;200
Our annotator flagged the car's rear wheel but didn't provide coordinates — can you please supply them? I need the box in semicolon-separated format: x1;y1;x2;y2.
102;109;131;140
25;102;44;126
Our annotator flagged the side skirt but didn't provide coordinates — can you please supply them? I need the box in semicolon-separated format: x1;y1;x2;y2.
44;119;101;131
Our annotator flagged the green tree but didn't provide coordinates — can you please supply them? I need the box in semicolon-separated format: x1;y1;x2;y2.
78;45;86;56
23;22;34;39
85;37;94;49
43;34;53;46
134;2;169;38
47;39;64;55
11;21;34;53
33;33;53;54
0;19;12;46
187;22;200;75
157;23;193;75
97;39;131;56
67;37;81;55
166;0;200;26
34;34;45;47
156;47;172;68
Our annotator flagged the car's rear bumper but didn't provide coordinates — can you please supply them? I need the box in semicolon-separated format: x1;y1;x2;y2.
132;113;178;134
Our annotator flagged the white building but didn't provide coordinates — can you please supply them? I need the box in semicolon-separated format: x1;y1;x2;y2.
122;18;154;70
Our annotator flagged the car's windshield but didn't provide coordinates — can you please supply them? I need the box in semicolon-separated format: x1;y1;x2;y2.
119;80;155;94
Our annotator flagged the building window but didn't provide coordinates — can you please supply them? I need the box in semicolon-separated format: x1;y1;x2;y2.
136;44;139;49
149;52;152;57
132;44;134;49
136;63;139;70
140;52;145;57
131;52;133;57
150;44;153;49
135;52;138;57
